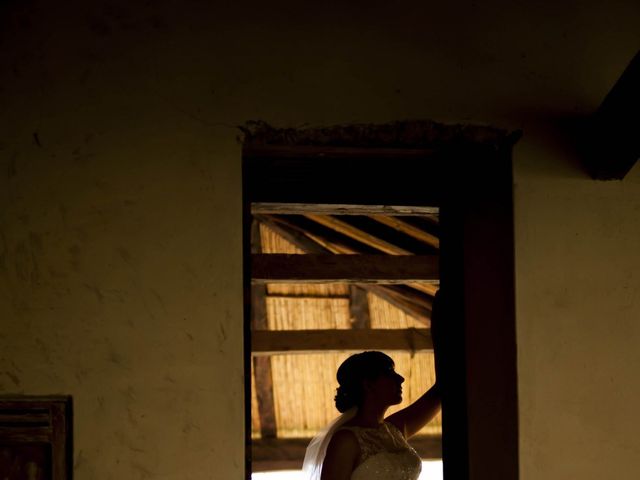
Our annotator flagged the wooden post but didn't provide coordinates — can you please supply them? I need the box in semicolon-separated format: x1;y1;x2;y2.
439;145;519;480
251;220;277;439
349;286;371;329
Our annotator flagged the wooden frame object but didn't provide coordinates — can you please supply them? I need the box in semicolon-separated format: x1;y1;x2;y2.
242;121;519;480
0;396;73;480
583;50;639;180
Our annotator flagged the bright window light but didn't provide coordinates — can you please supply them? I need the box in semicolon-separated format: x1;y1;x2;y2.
252;460;443;480
252;472;304;480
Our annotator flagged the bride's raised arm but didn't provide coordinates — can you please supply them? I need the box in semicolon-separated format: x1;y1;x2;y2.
386;291;443;438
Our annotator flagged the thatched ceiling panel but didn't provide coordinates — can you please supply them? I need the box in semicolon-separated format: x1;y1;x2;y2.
268;352;441;439
266;282;350;297
368;292;426;329
260;223;304;254
266;297;351;330
271;353;351;438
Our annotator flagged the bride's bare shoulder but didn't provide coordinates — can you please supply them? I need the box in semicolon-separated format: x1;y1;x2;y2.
328;428;359;450
321;430;360;480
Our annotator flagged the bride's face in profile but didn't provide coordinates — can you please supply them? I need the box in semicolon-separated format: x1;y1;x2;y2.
365;365;405;407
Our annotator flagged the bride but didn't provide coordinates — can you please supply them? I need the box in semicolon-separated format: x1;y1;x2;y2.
303;295;443;480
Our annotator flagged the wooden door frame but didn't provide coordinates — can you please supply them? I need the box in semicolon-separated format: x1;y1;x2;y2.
242;121;520;480
438;144;519;479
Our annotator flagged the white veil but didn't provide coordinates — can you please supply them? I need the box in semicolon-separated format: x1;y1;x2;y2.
301;407;357;480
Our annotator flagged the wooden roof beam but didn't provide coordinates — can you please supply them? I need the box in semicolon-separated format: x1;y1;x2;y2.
260;214;364;254
305;214;413;255
583;50;640;180
252;203;439;216
409;282;440;297
251;328;432;355
370;215;440;250
251;254;439;284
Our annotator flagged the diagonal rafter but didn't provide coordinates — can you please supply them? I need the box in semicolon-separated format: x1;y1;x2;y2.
256;214;358;255
305;214;413;255
370;215;440;250
409;282;440;297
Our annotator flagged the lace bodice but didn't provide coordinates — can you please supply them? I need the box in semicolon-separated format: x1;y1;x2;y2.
339;422;422;480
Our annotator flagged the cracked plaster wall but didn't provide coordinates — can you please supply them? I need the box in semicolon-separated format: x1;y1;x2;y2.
0;0;639;479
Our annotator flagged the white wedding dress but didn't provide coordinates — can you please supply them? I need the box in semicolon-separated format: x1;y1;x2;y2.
339;422;422;480
302;409;422;480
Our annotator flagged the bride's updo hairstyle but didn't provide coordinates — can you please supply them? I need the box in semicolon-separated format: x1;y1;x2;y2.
334;351;394;413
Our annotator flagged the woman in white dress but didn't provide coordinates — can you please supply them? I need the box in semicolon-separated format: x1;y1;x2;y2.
303;297;443;480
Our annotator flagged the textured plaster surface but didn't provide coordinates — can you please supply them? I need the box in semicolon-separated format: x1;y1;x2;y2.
1;0;639;479
514;131;640;479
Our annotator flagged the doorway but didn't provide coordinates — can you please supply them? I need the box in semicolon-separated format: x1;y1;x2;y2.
242;120;520;480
